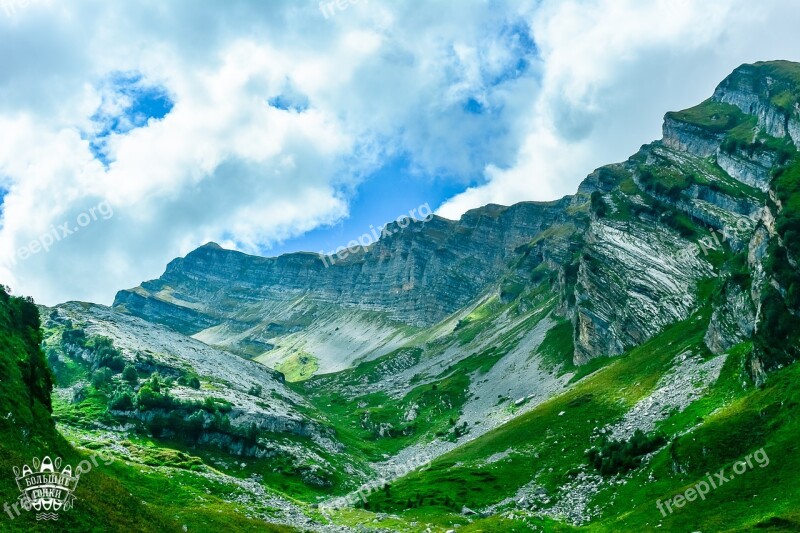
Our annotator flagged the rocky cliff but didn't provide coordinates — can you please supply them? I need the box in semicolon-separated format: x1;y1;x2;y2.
113;61;800;375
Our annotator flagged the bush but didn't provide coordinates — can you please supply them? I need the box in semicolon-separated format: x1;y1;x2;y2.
62;327;87;347
178;375;201;389
248;384;263;397
94;337;126;372
122;364;138;385
136;383;173;410
203;397;232;413
109;389;135;411
91;368;114;389
587;429;666;476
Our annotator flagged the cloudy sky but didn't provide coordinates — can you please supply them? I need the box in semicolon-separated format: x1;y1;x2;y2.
1;0;800;306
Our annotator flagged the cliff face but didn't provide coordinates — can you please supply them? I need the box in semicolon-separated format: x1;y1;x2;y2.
114;61;800;373
114;199;577;367
116;200;573;328
712;61;800;148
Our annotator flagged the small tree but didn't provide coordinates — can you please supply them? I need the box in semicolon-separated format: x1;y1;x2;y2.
109;389;135;411
91;368;113;389
122;364;138;385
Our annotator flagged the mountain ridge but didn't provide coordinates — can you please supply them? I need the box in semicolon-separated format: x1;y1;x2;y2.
21;60;800;532
113;60;800;378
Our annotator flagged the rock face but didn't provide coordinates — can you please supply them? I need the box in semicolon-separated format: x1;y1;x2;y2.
116;201;573;329
712;61;800;148
705;282;756;355
113;61;800;372
114;200;577;368
573;220;713;363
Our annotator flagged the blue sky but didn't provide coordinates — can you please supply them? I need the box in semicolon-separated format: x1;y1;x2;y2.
2;0;800;305
269;155;474;257
87;73;175;166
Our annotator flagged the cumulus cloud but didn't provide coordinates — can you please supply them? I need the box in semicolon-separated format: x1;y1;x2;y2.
1;0;799;305
438;0;800;217
0;0;543;305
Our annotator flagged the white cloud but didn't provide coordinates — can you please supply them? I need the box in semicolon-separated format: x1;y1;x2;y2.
438;0;800;218
1;0;800;305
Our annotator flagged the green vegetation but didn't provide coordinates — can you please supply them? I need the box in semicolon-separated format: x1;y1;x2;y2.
537;318;576;373
276;351;319;382
587;429;666;476
665;99;749;132
590;191;609;217
753;155;800;370
363;312;712;515
0;286;184;532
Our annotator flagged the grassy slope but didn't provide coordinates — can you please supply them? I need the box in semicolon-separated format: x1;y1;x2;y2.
347;309;798;532
292;285;561;461
331;62;800;528
0;287;294;532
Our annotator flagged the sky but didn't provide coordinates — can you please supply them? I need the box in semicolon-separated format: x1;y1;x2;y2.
2;0;800;306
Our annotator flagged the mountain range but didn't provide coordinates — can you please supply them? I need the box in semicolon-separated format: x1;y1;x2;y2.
3;60;800;532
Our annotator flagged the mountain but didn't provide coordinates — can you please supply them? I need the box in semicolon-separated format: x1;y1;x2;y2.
19;61;800;531
113;61;800;377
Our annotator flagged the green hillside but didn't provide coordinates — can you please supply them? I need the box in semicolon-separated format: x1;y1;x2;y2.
0;286;294;532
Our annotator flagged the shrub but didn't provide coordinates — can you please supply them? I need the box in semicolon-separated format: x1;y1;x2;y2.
587;429;666;476
94;337;126;372
91;368;114;389
248;384;263;397
136;383;173;410
178;375;201;389
109;389;135;411
61;327;87;347
203;397;232;413
122;364;138;385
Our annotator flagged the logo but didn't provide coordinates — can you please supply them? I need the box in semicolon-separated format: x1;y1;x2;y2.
12;457;80;521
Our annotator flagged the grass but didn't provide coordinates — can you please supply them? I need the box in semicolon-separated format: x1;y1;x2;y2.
275;351;319;382
0;287;190;532
536;318;576;373
666;99;749;132
363;311;713;516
